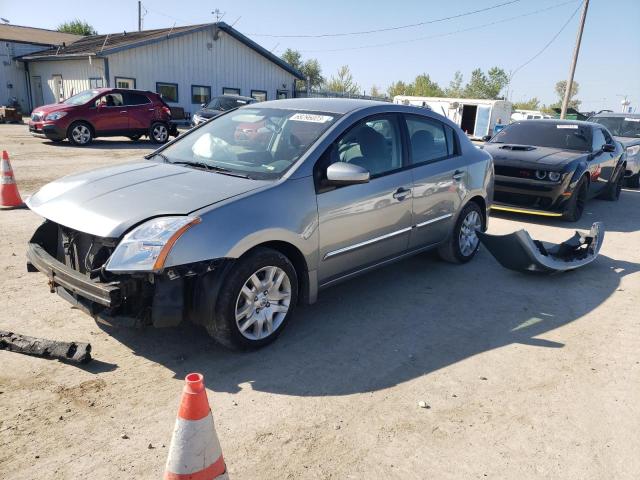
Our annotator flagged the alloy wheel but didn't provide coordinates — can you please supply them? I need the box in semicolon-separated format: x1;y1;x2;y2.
235;266;292;341
152;124;168;142
459;210;482;257
72;125;91;144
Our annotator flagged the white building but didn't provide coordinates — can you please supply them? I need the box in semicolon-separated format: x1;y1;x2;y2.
16;22;304;115
0;24;80;112
393;95;512;139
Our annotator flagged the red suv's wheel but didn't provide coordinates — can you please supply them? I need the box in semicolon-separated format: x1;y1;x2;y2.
149;122;169;144
67;121;93;146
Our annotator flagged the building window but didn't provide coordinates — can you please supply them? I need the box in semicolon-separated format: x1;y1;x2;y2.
222;87;240;96
276;90;288;100
115;77;136;89
191;85;211;104
251;90;267;102
157;82;179;103
89;77;104;88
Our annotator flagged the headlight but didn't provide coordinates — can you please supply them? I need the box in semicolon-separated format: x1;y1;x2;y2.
45;111;68;121
105;216;201;272
548;171;562;182
626;145;640;156
535;170;547;180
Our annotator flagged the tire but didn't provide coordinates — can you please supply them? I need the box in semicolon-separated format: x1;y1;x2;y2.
626;172;640;189
438;202;484;264
149;122;169;144
600;168;624;201
67;121;93;146
128;134;142;141
204;248;298;350
563;176;588;222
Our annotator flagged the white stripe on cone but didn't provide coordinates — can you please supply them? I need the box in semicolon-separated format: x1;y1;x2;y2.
165;411;223;475
1;159;11;172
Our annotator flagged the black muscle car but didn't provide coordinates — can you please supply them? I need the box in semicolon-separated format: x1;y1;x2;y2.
483;120;626;221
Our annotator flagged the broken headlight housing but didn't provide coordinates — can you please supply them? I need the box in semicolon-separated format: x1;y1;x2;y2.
105;216;201;273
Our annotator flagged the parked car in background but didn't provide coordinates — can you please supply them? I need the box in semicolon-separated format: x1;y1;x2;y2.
588;112;640;188
483;119;626;221
511;109;551;122
26;98;493;349
191;95;256;126
28;88;178;145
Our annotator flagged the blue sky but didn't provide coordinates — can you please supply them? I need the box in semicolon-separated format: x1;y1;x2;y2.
3;0;639;111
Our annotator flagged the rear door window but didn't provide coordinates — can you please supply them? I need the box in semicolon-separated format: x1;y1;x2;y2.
405;115;451;164
123;92;150;106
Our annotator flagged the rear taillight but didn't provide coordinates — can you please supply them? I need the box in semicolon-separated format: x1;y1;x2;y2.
162;106;171;116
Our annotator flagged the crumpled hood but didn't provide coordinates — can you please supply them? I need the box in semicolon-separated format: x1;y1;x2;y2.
483;144;584;169
27;161;269;238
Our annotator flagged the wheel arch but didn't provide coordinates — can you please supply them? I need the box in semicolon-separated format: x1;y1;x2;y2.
467;195;487;230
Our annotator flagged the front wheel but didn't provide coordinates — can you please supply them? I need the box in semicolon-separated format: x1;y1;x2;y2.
67;122;93;146
600;168;624;201
438;202;484;264
563;176;588;222
204;248;298;350
149;122;169;144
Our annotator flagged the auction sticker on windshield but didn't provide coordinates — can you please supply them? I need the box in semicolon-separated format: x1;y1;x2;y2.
290;113;334;123
557;125;579;129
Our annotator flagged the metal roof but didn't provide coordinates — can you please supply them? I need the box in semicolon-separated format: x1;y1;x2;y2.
0;24;82;46
18;22;304;79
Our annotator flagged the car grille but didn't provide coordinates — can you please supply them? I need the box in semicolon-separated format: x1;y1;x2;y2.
31;112;44;122
494;165;538;178
494;191;552;209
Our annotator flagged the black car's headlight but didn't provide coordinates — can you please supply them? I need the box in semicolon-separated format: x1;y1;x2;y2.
535;170;562;182
548;171;562;182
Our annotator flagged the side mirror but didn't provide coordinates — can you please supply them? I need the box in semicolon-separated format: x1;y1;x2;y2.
326;162;370;185
481;135;492;142
602;143;615;152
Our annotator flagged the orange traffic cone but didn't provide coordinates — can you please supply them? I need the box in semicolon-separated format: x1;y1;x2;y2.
164;373;229;479
1;150;25;208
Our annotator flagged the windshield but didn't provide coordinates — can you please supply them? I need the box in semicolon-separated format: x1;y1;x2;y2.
590;116;640;138
490;122;592;151
63;90;100;106
159;108;340;179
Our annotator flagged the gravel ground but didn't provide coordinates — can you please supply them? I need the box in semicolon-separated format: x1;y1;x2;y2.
1;124;639;479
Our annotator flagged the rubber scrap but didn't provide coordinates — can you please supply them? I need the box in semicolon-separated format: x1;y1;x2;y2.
0;330;92;364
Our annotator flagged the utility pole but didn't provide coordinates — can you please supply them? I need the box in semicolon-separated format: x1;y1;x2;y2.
560;0;589;119
138;1;142;31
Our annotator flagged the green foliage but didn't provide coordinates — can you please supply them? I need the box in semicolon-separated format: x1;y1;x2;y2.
462;67;508;99
387;80;411;98
281;48;325;90
387;74;442;98
444;71;464;97
57;19;97;36
369;85;383;98
551;80;581;110
326;65;360;94
513;97;541;110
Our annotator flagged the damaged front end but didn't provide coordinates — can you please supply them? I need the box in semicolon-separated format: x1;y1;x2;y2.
26;220;224;328
477;222;604;273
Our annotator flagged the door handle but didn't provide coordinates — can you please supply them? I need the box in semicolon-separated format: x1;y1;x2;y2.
148;108;155;111
119;110;127;114
393;187;411;200
452;170;464;181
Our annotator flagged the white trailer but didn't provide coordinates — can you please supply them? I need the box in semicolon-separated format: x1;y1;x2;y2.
393;95;512;139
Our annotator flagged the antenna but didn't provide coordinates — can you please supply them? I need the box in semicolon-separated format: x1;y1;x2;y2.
212;9;226;23
0;18;10;24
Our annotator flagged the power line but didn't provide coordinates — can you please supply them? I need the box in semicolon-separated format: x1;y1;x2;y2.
509;1;583;81
299;0;579;53
247;0;524;38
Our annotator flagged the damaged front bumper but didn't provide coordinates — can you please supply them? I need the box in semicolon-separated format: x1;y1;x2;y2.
477;222;604;273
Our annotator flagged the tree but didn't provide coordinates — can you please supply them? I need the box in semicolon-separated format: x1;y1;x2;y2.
325;65;360;94
57;19;97;36
412;74;443;97
551;80;581;110
462;67;508;99
445;71;464;97
513;97;541;110
387;80;412;98
281;48;324;90
369;85;383;98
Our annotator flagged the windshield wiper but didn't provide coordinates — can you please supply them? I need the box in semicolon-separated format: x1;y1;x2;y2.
148;152;170;162
171;160;251;179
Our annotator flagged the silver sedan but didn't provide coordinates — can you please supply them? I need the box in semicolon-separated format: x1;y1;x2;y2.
26;98;493;349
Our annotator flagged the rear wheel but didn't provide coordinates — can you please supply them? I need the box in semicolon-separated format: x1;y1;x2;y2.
563;176;588;222
204;248;298;350
149;122;169;144
67;122;93;146
438;202;484;264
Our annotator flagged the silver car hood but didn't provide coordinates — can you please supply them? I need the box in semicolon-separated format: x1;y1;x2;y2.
27;161;269;238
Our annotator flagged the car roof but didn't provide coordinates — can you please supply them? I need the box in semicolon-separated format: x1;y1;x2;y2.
256;97;389;114
591;112;639;118
513;119;595;128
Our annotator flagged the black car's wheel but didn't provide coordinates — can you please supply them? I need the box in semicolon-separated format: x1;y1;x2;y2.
563;176;588;222
600;169;624;201
204;248;298;350
438;202;484;264
626;172;640;189
67;121;93;146
128;134;142;141
149;122;169;144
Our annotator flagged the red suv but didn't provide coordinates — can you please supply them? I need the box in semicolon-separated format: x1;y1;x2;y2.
28;88;178;146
